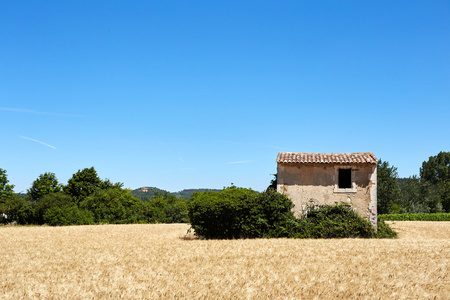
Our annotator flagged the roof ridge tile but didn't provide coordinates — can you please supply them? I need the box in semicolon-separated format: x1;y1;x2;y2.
277;152;377;164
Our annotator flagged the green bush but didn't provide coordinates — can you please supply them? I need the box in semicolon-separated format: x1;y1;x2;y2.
295;204;377;238
379;213;450;221
79;188;142;224
32;192;76;224
44;205;94;226
188;186;295;239
141;194;188;223
0;194;34;225
376;218;398;238
188;187;255;239
189;191;398;239
295;205;397;239
246;188;297;238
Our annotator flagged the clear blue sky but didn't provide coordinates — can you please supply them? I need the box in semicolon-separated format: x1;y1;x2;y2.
1;1;449;193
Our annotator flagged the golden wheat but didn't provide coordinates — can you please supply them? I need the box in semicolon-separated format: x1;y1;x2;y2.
1;222;449;299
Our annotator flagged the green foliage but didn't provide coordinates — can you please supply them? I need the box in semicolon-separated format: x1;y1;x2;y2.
438;181;450;212
99;178;124;190
420;151;450;184
189;192;397;239
295;204;377;238
44;205;94;226
79;188;142;224
247;188;296;238
28;172;61;201
420;152;450;212
141;193;188;223
188;187;251;239
132;188;222;200
397;176;443;213
132;187;171;200
379;213;450;221
174;189;222;199
267;174;277;191
0;168;14;199
375;218;398;238
188;186;295;239
63;167;103;202
0;194;34;225
32;192;76;224
377;159;401;214
387;152;450;214
295;205;397;239
398;176;424;213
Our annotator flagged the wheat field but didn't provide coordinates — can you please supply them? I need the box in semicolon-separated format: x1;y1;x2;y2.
1;222;449;299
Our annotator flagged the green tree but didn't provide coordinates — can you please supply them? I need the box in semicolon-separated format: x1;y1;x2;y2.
32;192;76;224
267;174;277;191
377;159;401;214
28;172;61;201
99;178;124;190
141;193;188;223
0;194;34;225
43;205;94;226
420;152;450;212
0;168;14;199
398;176;425;213
79;188;142;224
63;167;103;202
420;152;450;184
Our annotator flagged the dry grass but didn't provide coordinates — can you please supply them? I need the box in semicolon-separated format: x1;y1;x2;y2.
1;222;449;299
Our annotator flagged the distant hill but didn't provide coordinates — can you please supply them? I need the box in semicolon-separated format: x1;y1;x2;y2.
131;187;221;200
173;189;222;199
131;187;170;200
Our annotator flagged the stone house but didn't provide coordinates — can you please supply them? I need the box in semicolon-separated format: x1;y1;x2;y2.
276;152;378;227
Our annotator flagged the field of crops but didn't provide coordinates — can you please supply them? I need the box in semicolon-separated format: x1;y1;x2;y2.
1;222;449;299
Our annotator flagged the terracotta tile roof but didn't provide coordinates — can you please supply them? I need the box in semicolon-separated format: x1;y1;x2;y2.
276;152;377;164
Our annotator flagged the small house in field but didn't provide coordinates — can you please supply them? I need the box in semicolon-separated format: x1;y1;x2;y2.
276;152;378;227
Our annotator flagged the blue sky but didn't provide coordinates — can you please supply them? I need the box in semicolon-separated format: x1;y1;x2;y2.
1;1;449;193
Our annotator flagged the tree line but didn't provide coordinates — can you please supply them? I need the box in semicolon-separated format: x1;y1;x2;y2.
1;151;448;226
377;151;450;214
0;167;188;225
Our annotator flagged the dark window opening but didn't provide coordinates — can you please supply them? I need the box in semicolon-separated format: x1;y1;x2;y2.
339;169;352;189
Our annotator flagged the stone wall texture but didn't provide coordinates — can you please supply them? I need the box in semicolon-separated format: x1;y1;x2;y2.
277;163;377;227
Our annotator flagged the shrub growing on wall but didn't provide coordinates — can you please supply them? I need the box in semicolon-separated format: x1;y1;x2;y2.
295;204;376;238
189;189;397;239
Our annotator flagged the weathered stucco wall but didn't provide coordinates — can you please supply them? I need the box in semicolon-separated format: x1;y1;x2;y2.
277;163;377;226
